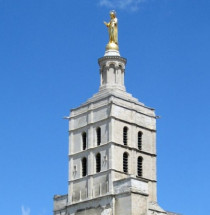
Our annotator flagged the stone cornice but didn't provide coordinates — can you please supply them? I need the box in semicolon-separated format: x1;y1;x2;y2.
70;96;155;119
68;168;157;183
110;116;156;132
69;115;156;132
69;141;156;157
70;93;154;114
98;56;127;64
111;142;157;157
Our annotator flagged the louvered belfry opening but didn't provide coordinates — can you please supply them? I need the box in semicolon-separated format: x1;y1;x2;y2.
137;156;143;177
123;127;128;145
82;157;87;177
96;127;101;146
123;152;128;173
82;132;87;150
138;131;142;150
96;153;101;173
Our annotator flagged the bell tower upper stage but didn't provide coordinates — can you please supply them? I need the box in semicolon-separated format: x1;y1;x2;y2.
99;56;126;91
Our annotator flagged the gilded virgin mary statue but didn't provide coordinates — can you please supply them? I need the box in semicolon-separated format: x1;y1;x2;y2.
104;10;119;51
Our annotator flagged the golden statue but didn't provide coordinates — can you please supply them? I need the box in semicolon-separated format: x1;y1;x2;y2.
104;10;119;51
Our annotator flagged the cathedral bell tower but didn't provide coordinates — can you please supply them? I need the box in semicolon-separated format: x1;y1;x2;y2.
53;11;175;215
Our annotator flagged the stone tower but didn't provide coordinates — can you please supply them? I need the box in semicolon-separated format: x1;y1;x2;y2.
53;13;179;215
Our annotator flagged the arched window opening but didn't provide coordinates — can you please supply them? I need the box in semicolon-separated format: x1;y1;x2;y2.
138;131;142;150
82;132;87;150
123;152;128;173
123;127;128;146
102;65;107;85
137;156;143;177
96;153;101;173
96;127;101;146
82;157;87;177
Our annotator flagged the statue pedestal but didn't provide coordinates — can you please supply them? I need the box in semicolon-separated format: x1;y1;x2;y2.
104;49;120;56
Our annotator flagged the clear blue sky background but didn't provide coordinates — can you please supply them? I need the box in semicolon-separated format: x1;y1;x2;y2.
0;0;210;215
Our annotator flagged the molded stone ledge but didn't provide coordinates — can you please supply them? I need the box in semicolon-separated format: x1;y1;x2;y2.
114;177;149;196
53;194;68;211
148;201;167;215
166;212;182;215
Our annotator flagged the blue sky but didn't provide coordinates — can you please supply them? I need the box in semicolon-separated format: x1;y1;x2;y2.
0;0;210;215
